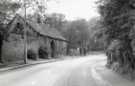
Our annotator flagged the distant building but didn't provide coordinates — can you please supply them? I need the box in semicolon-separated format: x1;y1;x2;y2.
1;14;67;64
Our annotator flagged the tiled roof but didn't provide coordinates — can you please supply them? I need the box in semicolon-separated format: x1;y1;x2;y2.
28;20;66;41
8;14;66;41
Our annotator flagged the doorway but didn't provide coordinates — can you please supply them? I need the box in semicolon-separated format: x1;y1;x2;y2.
38;47;48;59
50;40;55;57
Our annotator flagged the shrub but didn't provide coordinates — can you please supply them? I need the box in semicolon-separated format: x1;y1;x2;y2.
27;49;37;60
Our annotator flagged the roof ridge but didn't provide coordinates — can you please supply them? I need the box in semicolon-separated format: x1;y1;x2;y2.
8;14;67;41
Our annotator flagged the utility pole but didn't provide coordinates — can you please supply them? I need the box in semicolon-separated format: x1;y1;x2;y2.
24;0;27;64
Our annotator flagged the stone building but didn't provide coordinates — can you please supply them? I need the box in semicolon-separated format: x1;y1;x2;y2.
1;14;67;64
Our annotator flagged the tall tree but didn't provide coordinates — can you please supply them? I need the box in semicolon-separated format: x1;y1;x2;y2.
45;13;66;31
88;17;105;51
0;0;20;24
0;0;21;62
15;0;48;23
98;0;135;70
63;19;90;55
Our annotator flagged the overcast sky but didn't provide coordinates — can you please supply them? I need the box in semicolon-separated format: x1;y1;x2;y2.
46;0;100;21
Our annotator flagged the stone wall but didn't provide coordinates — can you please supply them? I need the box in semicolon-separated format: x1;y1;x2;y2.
2;33;67;63
2;34;25;64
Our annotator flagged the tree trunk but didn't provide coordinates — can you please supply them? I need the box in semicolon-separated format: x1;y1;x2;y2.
122;39;135;69
106;38;135;70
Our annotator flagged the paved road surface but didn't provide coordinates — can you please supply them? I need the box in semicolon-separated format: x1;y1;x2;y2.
0;54;135;86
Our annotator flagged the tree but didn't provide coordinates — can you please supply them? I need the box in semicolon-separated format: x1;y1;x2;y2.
0;0;20;24
45;13;66;31
63;19;90;55
0;0;21;62
88;17;105;51
0;0;21;37
98;0;135;70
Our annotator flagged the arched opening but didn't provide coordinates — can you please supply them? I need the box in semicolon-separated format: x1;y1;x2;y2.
50;40;55;57
38;47;48;59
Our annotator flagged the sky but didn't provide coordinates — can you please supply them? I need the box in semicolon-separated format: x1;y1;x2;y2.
46;0;100;21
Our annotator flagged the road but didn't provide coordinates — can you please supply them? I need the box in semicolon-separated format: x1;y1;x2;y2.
0;54;135;86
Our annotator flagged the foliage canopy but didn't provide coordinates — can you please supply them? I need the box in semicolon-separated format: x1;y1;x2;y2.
98;0;135;44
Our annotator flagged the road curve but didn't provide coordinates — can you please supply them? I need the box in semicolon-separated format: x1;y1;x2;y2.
0;54;123;86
